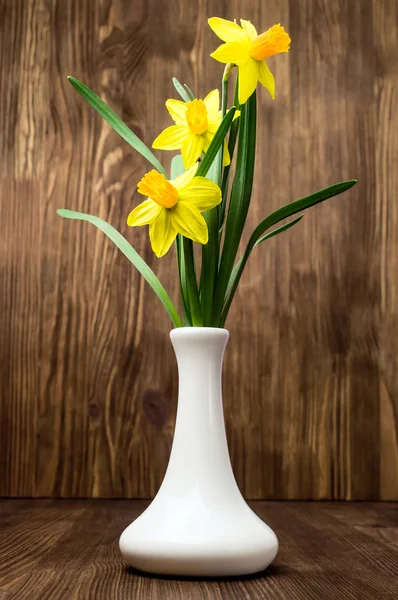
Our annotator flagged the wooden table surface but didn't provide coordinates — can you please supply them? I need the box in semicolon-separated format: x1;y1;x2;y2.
0;500;397;599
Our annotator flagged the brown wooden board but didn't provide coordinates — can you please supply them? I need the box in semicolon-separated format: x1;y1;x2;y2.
0;500;397;599
0;0;397;499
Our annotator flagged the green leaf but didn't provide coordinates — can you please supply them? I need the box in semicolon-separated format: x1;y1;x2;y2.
170;154;185;179
57;209;182;328
172;77;191;102
220;75;240;225
215;73;230;227
253;215;303;247
183;237;203;327
220;179;357;325
170;155;203;327
214;74;229;187
184;84;195;100
196;107;236;178
221;215;304;326
171;155;191;326
170;106;236;326
67;76;167;177
200;159;220;325
213;91;257;325
249;180;357;247
195;101;236;326
175;234;191;326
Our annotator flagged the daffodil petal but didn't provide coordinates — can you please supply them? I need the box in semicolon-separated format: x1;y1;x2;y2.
238;58;259;104
171;202;209;244
240;19;258;41
149;210;177;258
203;89;220;118
210;41;250;67
181;134;204;169
208;17;247;42
127;199;162;227
178;177;222;211
172;163;198;190
222;140;230;166
258;61;275;99
202;131;214;152
165;99;188;125
207;116;221;133
152;125;189;150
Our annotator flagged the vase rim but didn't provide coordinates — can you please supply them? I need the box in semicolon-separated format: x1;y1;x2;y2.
170;326;229;339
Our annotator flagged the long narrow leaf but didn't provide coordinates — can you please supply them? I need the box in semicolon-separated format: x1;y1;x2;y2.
183;237;203;326
196;107;236;178
253;215;303;246
176;234;191;325
221;215;304;326
68;77;167;177
213;91;257;324
249;180;357;248
196;103;236;325
220;179;357;325
200;160;220;325
214;74;229;186
220;74;240;225
215;73;229;227
172;77;191;102
57;209;182;328
171;155;191;325
184;84;195;100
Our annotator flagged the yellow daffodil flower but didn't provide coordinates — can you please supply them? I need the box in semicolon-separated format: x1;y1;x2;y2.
127;165;222;258
152;90;232;170
208;17;291;105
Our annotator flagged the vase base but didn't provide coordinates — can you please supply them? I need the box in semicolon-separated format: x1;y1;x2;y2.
120;545;278;578
120;505;278;577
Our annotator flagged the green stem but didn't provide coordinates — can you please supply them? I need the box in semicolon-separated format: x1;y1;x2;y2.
176;235;191;326
200;203;219;325
213;91;257;325
183;237;203;326
199;67;232;326
220;74;240;225
218;64;230;170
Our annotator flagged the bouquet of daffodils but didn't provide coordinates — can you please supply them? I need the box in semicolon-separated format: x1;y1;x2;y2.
58;17;356;329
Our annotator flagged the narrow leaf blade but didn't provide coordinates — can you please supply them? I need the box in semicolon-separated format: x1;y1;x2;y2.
68;77;167;177
170;154;185;179
171;155;192;326
196;107;236;178
221;179;357;325
221;215;304;326
172;77;191;102
184;84;195;100
213;91;257;324
57;209;182;328
249;180;357;248
200;159;220;325
253;214;304;248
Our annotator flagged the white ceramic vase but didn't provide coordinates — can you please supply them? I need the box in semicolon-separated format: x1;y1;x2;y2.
119;327;278;577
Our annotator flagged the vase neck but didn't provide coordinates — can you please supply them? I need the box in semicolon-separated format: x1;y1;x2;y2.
171;327;229;384
159;327;235;491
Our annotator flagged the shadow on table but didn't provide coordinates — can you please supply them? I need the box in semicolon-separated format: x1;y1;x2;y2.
125;562;291;582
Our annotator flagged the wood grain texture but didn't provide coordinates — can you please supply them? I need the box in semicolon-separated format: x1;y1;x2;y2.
0;500;397;599
0;0;398;499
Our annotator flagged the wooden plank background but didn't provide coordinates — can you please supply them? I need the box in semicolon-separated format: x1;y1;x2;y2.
0;0;397;499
